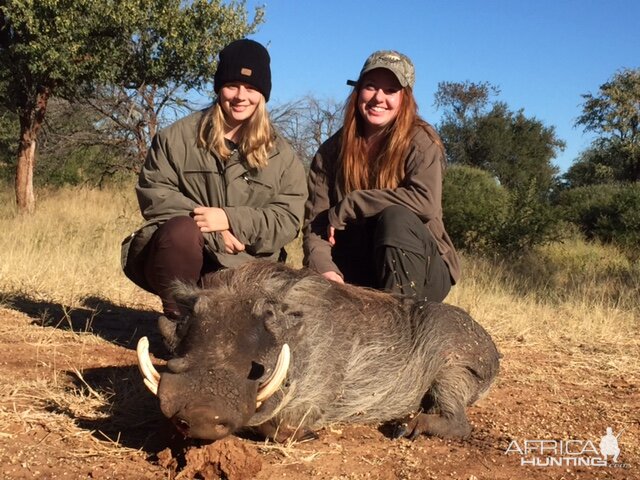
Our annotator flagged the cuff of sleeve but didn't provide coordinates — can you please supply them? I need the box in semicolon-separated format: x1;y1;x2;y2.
221;207;250;244
203;231;224;255
327;207;345;230
309;257;343;278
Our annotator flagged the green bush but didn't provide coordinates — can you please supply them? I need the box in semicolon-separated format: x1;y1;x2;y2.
443;165;508;252
610;185;640;254
555;183;621;230
555;182;640;258
0;146;133;188
0;109;18;184
492;181;560;255
444;165;560;256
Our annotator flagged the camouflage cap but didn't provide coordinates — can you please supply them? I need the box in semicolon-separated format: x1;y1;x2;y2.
347;50;415;89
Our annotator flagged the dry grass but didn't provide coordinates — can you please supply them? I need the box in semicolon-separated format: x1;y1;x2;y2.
0;307;161;459
1;183;638;349
0;184;638;475
0;185;158;310
449;253;639;348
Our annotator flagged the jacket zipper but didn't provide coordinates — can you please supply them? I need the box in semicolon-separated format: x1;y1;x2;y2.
242;175;273;189
221;149;237;205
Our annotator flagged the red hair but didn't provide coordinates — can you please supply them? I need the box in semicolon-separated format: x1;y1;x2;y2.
338;85;444;193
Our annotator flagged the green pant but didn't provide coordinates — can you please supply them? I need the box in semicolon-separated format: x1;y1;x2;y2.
332;205;452;302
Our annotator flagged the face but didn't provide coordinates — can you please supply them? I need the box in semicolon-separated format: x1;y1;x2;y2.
357;68;403;136
219;82;263;129
157;293;274;440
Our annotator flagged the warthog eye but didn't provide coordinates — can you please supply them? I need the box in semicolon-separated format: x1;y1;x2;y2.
248;361;265;381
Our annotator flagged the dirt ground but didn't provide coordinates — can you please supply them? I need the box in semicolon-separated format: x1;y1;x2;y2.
0;299;637;480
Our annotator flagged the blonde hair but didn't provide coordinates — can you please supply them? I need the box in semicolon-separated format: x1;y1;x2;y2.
338;85;445;193
198;96;274;169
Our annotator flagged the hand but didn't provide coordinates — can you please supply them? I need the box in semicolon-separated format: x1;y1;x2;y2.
327;226;336;247
321;271;344;284
193;207;230;233
220;230;245;254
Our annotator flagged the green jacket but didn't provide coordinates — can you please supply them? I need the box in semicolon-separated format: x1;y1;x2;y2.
303;126;461;284
122;110;307;292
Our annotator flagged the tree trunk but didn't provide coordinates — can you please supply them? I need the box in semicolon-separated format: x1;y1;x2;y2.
15;139;36;214
15;88;50;214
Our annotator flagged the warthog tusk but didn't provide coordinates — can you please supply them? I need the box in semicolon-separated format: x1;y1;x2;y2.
256;344;290;407
136;336;160;396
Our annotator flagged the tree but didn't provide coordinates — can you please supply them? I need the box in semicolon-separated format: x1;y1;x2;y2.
271;95;343;166
434;80;500;125
434;81;499;167
0;1;138;212
563;146;618;188
435;81;564;195
35;98;132;187
435;81;563;255
472;103;563;193
576;68;640;147
0;0;262;213
0;73;17;172
567;68;640;185
85;0;263;166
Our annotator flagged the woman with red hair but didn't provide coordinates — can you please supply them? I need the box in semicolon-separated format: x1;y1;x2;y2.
304;50;460;302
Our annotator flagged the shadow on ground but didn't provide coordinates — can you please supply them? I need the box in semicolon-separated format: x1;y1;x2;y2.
49;364;195;455
3;293;163;351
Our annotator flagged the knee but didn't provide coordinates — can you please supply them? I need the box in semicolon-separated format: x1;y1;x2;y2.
375;205;421;235
374;206;439;255
155;215;203;251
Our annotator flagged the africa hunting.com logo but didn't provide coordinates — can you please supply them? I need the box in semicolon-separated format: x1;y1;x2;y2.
505;427;630;468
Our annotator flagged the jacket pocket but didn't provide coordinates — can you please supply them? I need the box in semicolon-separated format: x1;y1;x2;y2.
227;174;275;206
183;169;219;199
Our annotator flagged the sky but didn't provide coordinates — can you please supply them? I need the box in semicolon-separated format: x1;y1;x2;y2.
241;0;639;173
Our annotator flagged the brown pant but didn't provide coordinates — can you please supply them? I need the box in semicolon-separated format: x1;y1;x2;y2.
142;216;219;318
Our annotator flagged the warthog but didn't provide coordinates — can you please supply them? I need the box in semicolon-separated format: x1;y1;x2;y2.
137;261;500;442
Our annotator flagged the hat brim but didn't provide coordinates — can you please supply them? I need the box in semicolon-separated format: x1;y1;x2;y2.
346;70;410;88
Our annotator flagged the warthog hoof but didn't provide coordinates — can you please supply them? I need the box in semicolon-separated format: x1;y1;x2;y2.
158;315;183;354
393;412;472;440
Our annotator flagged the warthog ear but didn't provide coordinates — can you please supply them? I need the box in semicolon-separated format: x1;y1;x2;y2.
251;298;281;335
252;298;304;340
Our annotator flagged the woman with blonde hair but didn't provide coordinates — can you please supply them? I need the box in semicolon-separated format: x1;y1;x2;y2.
304;50;460;302
122;39;306;347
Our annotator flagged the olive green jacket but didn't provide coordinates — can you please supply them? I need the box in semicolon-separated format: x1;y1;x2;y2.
121;110;307;292
303;126;461;284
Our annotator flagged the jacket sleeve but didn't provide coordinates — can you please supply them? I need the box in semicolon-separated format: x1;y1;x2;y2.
136;132;199;222
328;138;444;230
222;148;307;255
302;147;342;276
136;131;226;253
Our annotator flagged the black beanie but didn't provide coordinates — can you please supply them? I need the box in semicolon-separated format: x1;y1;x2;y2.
214;39;272;102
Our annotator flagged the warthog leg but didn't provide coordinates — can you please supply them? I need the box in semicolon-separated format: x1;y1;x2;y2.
254;420;319;443
393;410;472;440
